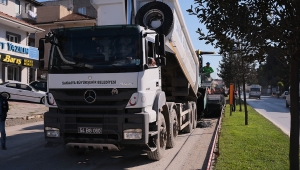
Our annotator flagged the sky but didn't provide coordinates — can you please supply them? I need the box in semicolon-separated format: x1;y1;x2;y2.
36;0;222;78
178;0;222;79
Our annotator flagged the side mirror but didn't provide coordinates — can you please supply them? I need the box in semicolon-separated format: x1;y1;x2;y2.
38;39;45;60
155;34;166;56
159;34;165;56
155;34;159;54
39;60;44;70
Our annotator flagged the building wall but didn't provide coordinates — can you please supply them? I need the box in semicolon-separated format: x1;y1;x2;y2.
41;0;73;9
0;24;28;46
73;0;96;17
0;1;42;83
0;0;17;17
37;5;71;23
41;0;97;17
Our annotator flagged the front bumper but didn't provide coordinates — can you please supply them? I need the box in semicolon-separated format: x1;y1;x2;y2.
44;108;149;150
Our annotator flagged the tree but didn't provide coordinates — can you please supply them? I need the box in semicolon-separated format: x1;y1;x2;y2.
187;0;300;168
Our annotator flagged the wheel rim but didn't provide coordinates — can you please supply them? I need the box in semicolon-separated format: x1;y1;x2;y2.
42;97;45;104
143;9;164;29
173;114;178;138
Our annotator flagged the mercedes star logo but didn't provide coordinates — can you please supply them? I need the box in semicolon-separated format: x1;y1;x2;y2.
84;90;96;104
111;88;118;95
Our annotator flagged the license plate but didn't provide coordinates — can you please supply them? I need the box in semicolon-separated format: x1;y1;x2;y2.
78;127;102;134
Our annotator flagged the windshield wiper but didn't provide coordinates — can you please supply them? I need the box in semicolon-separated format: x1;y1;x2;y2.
56;46;93;69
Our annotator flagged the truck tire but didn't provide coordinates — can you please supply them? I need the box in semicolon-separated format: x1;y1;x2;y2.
147;113;167;161
193;106;197;129
166;107;178;148
135;1;174;35
183;103;193;133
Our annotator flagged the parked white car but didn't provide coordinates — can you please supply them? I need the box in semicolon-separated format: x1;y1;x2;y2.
280;91;289;99
0;81;46;104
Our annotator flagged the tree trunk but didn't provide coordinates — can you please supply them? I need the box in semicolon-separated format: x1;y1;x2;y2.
242;57;248;125
289;55;299;170
238;81;242;111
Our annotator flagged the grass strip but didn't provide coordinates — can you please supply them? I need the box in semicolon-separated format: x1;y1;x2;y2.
215;104;290;170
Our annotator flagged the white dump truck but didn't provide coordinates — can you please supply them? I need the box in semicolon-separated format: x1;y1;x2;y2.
38;0;210;160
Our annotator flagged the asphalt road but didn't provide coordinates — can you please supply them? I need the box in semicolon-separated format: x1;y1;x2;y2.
0;119;218;170
246;95;290;135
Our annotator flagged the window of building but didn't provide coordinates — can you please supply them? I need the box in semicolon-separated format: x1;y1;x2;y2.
15;0;20;14
78;7;86;15
6;32;20;43
7;66;19;81
0;0;7;5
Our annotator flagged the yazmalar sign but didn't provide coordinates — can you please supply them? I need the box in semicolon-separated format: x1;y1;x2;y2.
0;41;39;60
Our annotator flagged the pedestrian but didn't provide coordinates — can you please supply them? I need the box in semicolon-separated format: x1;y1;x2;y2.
0;95;9;150
220;87;227;106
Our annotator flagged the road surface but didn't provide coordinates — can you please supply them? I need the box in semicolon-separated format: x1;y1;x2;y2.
246;96;290;135
0;119;218;170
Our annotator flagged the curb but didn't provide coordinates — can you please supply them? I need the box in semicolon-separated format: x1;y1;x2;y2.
25;114;44;120
7;113;44;120
206;105;224;170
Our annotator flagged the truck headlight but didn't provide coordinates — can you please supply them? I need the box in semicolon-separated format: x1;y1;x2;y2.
47;93;57;106
45;127;60;137
123;129;142;140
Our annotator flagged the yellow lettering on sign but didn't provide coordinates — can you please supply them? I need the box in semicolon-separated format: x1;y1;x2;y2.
2;55;22;65
2;55;11;62
23;59;33;67
16;59;21;65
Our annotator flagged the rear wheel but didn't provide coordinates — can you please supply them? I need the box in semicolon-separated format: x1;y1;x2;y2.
1;92;10;99
166;108;178;148
147;113;167;161
183;103;193;133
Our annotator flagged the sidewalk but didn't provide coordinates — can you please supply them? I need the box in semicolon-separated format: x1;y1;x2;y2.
5;100;48;126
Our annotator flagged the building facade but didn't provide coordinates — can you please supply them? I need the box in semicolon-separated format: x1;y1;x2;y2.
40;0;97;18
0;0;44;84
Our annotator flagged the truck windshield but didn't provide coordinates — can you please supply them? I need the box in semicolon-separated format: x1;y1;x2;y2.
48;25;143;73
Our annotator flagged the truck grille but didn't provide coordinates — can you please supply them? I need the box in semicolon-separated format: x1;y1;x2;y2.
49;88;137;109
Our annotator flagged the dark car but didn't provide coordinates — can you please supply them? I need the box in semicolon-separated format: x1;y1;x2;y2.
30;81;47;92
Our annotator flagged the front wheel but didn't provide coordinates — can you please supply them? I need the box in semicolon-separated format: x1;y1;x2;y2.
166;108;178;148
40;97;45;104
147;113;167;161
1;92;10;99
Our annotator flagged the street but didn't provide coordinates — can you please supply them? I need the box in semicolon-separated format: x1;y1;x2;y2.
246;95;291;135
0;119;218;170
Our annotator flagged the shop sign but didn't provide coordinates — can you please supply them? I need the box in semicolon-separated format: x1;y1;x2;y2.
0;53;34;67
0;41;38;60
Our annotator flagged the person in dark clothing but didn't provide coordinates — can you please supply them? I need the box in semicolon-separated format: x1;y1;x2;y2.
220;88;227;106
0;95;9;150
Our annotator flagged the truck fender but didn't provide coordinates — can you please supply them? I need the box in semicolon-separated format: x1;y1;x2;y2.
135;1;174;36
152;91;167;121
